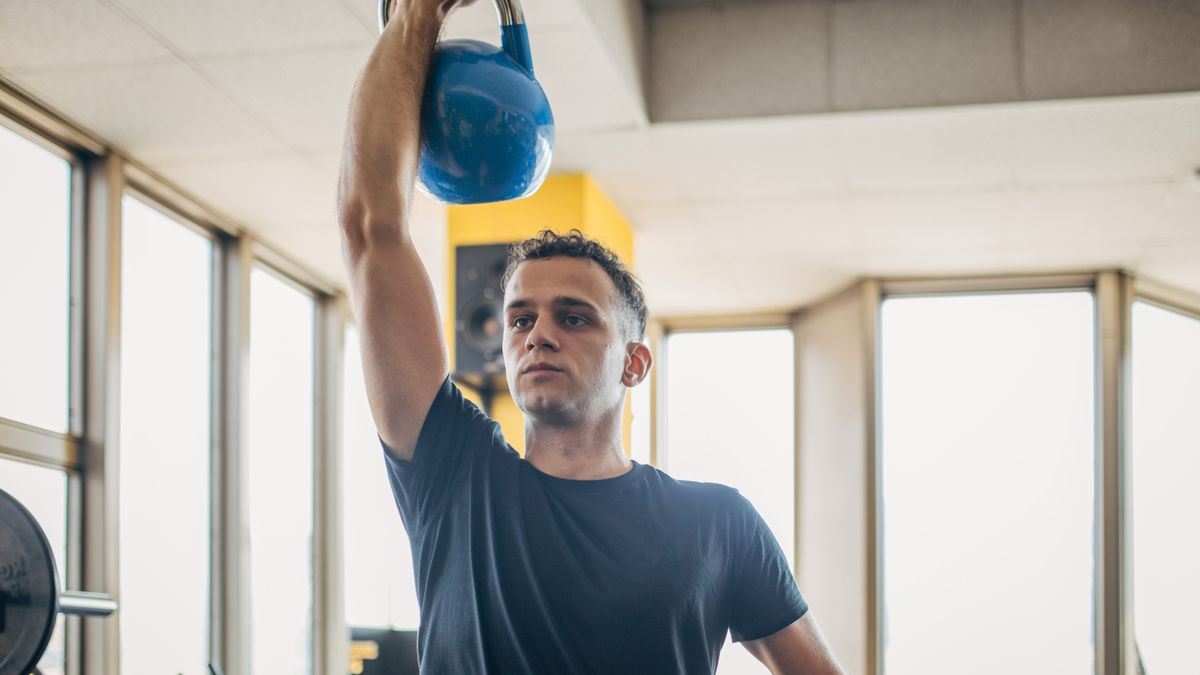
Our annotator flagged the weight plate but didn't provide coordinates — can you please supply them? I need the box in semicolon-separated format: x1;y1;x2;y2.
0;488;59;675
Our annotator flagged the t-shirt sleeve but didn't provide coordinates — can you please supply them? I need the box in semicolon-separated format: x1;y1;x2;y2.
727;492;810;643
381;376;507;536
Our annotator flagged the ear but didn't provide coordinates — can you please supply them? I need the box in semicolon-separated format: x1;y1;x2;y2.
621;341;653;388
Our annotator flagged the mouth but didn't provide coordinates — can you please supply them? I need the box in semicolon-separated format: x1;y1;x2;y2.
521;363;562;375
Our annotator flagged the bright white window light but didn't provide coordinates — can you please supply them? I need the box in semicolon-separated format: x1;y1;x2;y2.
248;266;316;675
0;124;70;433
880;292;1095;675
664;328;795;674
1131;301;1200;673
118;195;212;675
342;324;421;631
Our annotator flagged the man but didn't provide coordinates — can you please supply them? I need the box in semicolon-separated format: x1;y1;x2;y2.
337;0;843;672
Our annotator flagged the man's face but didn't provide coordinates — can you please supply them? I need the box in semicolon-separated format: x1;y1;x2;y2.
501;257;631;424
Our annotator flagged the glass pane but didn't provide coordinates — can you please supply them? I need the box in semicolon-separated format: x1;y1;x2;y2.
0;457;68;675
880;292;1095;675
629;375;651;466
0;124;71;432
1131;301;1200;673
248;266;315;675
664;328;795;675
342;325;420;630
118;196;212;674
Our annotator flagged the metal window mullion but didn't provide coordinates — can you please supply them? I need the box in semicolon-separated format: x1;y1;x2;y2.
66;152;86;675
1132;274;1200;320
65;469;84;675
645;320;664;469
216;235;253;675
80;153;123;675
860;279;883;675
790;314;804;581
313;293;348;675
1095;271;1136;675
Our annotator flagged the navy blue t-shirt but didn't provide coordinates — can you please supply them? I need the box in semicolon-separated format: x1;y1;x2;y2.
383;377;808;673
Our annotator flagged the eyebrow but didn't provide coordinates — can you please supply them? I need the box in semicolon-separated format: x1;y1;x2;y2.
505;296;600;314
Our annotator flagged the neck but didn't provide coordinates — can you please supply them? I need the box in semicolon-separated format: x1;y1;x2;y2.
523;409;631;480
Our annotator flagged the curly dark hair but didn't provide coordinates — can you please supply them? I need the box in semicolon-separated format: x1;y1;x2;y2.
501;229;648;341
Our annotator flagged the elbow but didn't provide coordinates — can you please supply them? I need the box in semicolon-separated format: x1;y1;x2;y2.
337;200;370;263
337;202;408;267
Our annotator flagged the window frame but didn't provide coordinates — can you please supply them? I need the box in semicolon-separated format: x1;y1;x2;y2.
1;80;349;675
875;275;1101;675
652;314;796;577
0;109;86;675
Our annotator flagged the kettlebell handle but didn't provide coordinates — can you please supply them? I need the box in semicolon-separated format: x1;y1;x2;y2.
378;0;534;72
378;0;526;29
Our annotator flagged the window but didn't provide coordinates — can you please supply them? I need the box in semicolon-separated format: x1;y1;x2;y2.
880;292;1095;675
0;457;68;675
341;325;420;631
247;265;316;675
0;123;72;433
117;195;213;674
629;374;652;465
1131;301;1200;673
663;328;795;674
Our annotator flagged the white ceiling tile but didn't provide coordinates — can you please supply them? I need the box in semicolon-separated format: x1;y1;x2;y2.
694;198;859;256
197;45;371;151
258;225;347;290
10;63;288;161
1009;183;1165;249
347;0;586;38
837;105;1015;191
109;0;372;57
555;131;685;208
850;190;1016;254
1014;94;1200;185
634;213;740;316
653;116;843;201
155;155;335;235
726;260;853;313
0;0;173;71
1151;177;1200;242
1137;244;1200;296
531;27;640;133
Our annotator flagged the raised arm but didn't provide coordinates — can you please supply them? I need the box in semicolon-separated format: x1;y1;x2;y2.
337;0;466;461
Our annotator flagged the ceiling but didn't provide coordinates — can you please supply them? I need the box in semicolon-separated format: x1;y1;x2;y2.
2;0;1198;317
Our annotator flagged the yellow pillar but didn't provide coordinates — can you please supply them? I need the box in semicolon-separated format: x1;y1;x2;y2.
446;174;636;457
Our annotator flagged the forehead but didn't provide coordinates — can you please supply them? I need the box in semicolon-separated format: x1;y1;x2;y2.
504;257;618;310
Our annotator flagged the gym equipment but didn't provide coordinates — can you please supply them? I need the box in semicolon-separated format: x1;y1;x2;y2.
0;489;116;675
455;243;510;378
379;0;555;204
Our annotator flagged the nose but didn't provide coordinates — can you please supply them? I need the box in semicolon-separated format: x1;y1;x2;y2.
524;316;560;352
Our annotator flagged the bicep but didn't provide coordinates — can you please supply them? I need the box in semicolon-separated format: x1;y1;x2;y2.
741;613;843;675
346;235;449;461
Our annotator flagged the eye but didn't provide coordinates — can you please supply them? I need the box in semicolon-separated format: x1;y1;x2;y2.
561;314;587;328
511;316;533;329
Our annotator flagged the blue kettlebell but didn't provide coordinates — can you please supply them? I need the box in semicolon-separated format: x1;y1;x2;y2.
379;0;555;204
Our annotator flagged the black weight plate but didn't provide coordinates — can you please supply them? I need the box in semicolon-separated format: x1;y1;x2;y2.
0;488;59;675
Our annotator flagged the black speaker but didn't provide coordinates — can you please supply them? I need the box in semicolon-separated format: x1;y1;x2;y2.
455;243;511;378
350;626;418;675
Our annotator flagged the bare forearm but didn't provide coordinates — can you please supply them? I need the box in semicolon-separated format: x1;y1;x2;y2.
338;1;446;248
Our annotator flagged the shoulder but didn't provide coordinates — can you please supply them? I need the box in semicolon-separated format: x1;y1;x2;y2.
646;467;754;521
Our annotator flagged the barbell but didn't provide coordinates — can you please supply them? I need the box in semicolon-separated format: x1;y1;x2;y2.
0;489;116;675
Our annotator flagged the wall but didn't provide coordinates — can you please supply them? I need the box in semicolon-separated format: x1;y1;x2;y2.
793;281;879;675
